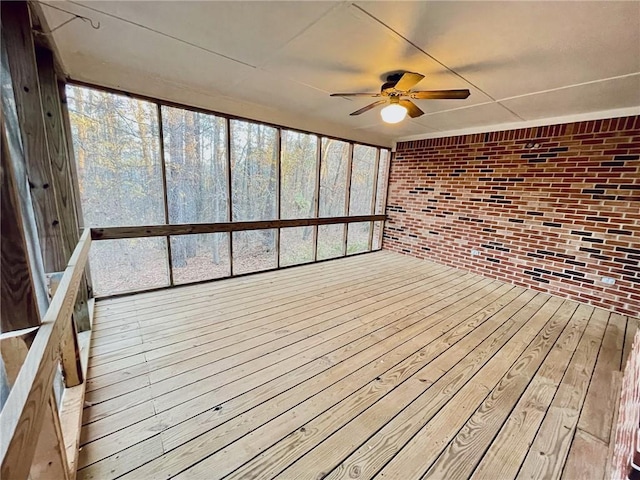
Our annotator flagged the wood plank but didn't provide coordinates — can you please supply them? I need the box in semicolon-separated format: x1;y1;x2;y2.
609;330;640;480
515;306;608;480
604;371;623;480
471;307;606;480
156;103;174;286
0;114;41;333
371;300;577;480
88;253;412;345
622;316;640;369
71;253;620;480
59;303;93;480
0;230;90;480
85;257;406;365
80;274;492;477
35;46;90;332
1;328;70;480
48;260;83;388
106;279;511;479
425;303;593;480
320;297;569;480
577;312;625;443
561;429;608;480
1;0;66;273
228;289;539;480
90;250;405;312
90;215;387;240
84;259;445;389
367;148;380;251
343;143;354;257
312;134;321;261
31;395;71;480
84;264;454;395
78;272;487;467
81;267;471;430
89;250;406;322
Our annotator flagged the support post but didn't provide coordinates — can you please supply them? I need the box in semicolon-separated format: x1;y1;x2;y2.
36;46;90;332
1;0;66;273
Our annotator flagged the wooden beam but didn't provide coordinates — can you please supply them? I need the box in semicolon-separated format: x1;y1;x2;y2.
156;104;174;286
276;129;282;268
343;143;354;256
25;0;66;76
0;328;38;381
1;0;66;273
59;300;93;480
312;135;321;262
1;112;42;333
48;274;83;388
30;394;71;480
58;79;94;298
376;149;392;250
35;46;90;332
368;148;381;251
225;118;234;275
90;215;387;241
0;229;91;480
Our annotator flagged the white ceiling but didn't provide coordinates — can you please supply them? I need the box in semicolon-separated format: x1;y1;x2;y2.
41;1;640;147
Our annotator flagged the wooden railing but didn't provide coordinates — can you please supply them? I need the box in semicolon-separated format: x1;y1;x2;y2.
0;214;386;477
91;214;387;296
0;229;91;480
90;215;387;240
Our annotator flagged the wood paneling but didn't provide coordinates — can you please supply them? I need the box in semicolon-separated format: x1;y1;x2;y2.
1;115;41;332
1;1;66;273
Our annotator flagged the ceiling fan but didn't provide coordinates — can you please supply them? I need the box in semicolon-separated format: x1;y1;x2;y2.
330;72;470;124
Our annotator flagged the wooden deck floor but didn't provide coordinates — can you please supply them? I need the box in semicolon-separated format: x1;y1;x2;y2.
78;251;639;480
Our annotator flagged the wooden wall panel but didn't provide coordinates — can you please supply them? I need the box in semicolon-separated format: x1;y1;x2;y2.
1;116;41;332
1;1;66;273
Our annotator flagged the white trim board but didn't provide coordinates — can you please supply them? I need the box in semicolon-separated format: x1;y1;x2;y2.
396;106;640;144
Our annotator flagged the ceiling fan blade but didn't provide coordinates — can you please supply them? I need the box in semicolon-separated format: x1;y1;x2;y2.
399;99;424;118
410;89;471;100
350;99;387;116
394;72;425;92
330;92;381;97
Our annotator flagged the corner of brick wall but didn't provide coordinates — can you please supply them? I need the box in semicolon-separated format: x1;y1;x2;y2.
383;116;640;316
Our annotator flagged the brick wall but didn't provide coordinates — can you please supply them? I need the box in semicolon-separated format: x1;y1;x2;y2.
384;115;640;316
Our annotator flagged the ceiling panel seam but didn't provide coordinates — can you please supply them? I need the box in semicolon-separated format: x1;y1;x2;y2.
63;0;257;68
352;3;525;121
497;71;640;102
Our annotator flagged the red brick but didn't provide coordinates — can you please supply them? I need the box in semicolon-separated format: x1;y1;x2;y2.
384;115;640;316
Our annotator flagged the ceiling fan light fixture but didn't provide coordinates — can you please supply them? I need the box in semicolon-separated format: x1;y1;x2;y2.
380;103;407;124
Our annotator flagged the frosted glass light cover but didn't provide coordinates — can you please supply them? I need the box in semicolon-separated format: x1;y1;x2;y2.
380;104;407;123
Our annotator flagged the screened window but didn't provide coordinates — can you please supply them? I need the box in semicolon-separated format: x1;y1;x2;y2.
67;86;164;227
230;120;277;221
281;130;318;220
67;85;390;296
349;145;377;216
163;106;228;223
319;138;349;217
